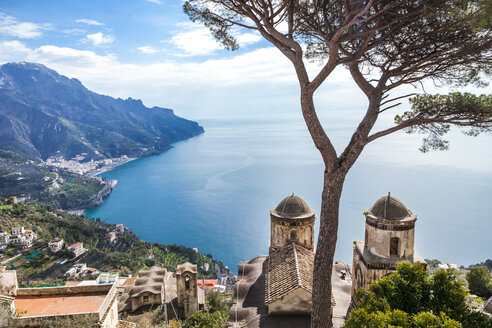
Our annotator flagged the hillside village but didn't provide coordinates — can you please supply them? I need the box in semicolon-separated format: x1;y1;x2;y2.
0;194;491;327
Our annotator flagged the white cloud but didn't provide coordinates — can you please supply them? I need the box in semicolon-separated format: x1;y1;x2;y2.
237;33;262;44
85;32;114;46
137;46;159;54
170;24;222;56
0;40;31;62
0;12;50;38
169;23;262;56
76;19;104;26
146;0;162;4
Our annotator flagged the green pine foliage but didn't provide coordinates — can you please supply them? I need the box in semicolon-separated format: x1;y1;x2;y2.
466;266;492;298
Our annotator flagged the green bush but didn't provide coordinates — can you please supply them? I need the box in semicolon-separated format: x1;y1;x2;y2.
181;311;228;328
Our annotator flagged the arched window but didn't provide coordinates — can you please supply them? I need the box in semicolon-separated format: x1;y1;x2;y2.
390;237;400;256
185;275;190;289
356;265;365;290
290;230;297;240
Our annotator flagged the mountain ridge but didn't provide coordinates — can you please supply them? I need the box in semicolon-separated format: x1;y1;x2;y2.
0;62;204;161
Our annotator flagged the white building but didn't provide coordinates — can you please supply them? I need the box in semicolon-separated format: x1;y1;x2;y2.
68;242;86;257
0;232;9;245
48;238;64;253
11;227;25;236
24;230;37;242
10;235;32;248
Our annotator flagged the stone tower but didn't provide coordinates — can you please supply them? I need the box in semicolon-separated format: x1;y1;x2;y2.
351;194;427;300
176;262;198;318
269;194;316;254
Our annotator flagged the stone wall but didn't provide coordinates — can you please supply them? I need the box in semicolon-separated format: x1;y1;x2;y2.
270;216;315;252
16;284;112;296
268;287;312;315
365;222;415;259
0;270;17;296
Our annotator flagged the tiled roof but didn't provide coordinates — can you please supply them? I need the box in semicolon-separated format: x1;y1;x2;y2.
69;242;82;248
265;243;314;304
197;279;218;289
122;276;137;286
14;293;107;317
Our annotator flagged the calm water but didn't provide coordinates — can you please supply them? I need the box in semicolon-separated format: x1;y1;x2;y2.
85;118;492;271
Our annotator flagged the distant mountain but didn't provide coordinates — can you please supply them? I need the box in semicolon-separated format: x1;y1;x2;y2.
0;62;204;160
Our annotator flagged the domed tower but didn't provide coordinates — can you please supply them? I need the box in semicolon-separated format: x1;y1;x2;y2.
351;193;426;301
269;194;316;254
364;193;416;259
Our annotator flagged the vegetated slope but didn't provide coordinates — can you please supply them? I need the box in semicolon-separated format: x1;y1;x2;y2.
0;62;204;160
0;201;221;283
0;146;111;210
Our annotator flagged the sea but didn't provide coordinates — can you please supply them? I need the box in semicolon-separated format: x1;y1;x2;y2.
85;117;492;272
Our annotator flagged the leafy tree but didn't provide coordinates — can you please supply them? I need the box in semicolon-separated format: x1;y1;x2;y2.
370;262;430;314
466;266;492;298
347;262;492;328
183;1;492;326
430;268;468;319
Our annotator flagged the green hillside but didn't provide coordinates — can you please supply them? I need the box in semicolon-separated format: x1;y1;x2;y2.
0;146;111;210
0;201;220;283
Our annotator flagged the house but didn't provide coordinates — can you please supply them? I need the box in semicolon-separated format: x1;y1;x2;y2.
115;224;124;234
48;238;64;253
98;272;119;285
197;279;218;290
9;235;32;248
68;242;86;257
107;232;116;243
65;263;88;278
0;232;9;246
11;227;24;236
24;230;37;242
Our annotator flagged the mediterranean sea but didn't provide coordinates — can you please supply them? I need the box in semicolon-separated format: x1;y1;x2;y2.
85;117;492;272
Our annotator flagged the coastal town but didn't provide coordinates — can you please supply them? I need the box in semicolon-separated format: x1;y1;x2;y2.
46;153;136;177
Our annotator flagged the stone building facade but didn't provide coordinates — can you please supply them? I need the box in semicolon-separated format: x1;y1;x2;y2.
176;262;199;318
351;194;427;300
269;194;316;253
129;266;167;312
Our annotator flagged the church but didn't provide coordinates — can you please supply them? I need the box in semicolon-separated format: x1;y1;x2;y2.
230;194;344;328
230;192;427;328
351;193;427;300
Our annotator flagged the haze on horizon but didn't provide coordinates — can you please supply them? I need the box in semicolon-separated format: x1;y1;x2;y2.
0;0;491;173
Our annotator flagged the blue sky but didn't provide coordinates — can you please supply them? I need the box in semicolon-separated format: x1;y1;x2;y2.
0;0;491;171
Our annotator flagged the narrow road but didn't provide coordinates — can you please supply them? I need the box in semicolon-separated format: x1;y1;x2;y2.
1;253;22;265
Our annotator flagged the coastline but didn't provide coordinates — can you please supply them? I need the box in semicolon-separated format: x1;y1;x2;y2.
87;156;138;177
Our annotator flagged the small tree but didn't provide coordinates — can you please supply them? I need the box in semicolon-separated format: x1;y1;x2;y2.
466;266;492;298
183;1;492;326
205;290;233;313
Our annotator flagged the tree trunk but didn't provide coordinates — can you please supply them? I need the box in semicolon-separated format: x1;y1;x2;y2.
311;168;346;328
